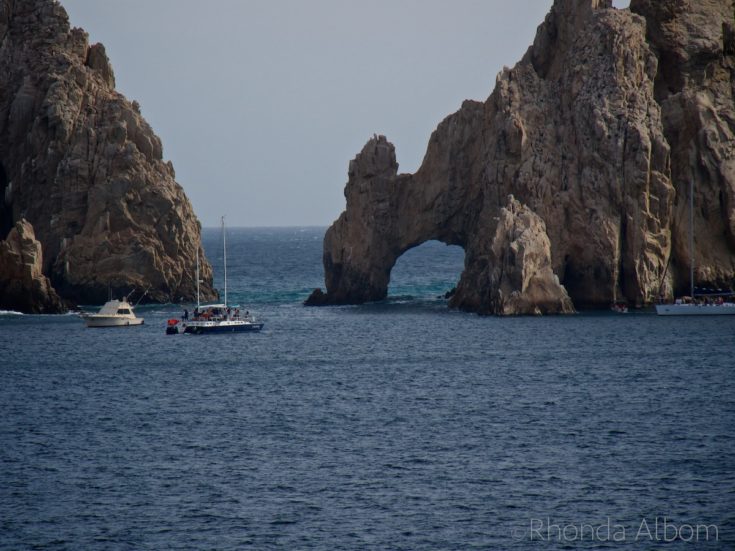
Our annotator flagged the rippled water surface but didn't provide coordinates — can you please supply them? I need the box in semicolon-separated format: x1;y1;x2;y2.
1;227;734;549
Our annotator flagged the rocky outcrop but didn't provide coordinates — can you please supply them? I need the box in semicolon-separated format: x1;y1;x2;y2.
0;219;63;313
452;196;575;315
308;0;735;313
0;0;216;310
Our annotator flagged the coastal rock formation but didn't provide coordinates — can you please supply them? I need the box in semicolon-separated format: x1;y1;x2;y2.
0;0;216;310
630;0;735;290
308;0;735;313
452;196;575;315
0;219;63;313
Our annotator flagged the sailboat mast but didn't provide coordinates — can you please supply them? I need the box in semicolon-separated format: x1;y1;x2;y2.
689;179;694;299
196;247;200;309
222;216;227;310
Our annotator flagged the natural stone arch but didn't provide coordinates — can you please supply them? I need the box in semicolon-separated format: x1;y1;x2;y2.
308;0;735;313
306;134;574;315
313;132;478;305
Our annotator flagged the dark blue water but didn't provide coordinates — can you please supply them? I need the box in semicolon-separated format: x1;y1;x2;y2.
1;227;734;549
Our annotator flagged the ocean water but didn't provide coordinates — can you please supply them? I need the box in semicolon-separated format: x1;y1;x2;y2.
1;226;734;550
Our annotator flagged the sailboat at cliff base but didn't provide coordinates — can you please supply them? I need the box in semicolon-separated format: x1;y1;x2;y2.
656;180;735;316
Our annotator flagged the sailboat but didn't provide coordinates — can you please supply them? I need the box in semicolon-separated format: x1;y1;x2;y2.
656;180;735;316
166;217;264;333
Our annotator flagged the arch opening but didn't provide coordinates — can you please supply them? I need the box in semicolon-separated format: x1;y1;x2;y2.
387;240;465;300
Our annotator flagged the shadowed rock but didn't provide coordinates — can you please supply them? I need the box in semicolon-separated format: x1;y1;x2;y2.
0;220;63;313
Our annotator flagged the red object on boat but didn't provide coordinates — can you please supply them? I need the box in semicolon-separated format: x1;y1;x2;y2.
167;318;179;326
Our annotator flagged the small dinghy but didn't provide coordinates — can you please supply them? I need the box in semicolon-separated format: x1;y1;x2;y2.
166;318;180;334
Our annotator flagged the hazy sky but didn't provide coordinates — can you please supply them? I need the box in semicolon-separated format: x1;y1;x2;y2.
62;0;629;227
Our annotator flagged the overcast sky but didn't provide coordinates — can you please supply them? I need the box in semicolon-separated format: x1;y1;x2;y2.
61;0;629;227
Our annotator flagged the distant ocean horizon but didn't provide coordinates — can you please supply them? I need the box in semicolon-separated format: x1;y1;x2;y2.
1;227;733;549
203;225;329;229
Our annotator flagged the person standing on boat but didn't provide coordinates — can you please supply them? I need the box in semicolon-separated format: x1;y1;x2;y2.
183;308;189;320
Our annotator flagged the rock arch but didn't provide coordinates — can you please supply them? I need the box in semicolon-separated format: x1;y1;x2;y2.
308;0;735;313
314;132;477;305
306;134;574;315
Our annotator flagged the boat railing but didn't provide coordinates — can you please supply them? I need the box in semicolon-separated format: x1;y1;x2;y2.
185;308;255;323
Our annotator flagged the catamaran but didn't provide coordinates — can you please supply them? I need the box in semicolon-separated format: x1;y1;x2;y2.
166;217;263;334
656;180;735;316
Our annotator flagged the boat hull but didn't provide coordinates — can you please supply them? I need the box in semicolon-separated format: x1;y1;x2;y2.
182;321;263;334
655;304;735;316
84;316;145;327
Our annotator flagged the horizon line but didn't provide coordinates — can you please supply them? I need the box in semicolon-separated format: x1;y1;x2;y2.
201;224;328;229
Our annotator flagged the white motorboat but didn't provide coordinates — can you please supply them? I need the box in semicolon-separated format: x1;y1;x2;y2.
82;298;144;327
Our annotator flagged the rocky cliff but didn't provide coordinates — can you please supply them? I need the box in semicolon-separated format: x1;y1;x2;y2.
307;0;735;313
0;219;62;313
0;0;216;311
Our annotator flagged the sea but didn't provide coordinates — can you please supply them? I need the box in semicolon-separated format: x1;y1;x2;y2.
1;226;734;550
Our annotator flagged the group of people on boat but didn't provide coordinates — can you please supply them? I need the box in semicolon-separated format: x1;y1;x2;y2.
672;296;732;306
182;306;251;322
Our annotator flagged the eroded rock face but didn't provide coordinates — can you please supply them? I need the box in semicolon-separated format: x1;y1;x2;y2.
451;196;575;315
0;0;216;308
308;0;735;313
0;219;63;313
630;0;735;293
